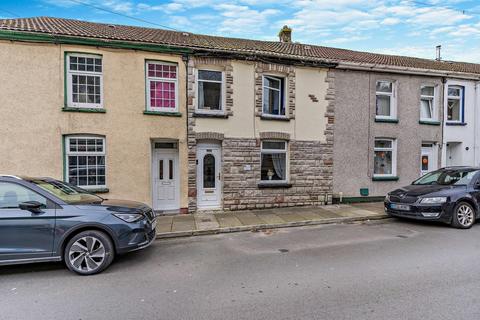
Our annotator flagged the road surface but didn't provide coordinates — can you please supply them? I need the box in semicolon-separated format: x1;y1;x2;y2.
1;219;480;320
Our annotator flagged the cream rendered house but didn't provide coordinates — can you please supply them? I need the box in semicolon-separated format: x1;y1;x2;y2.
0;18;190;213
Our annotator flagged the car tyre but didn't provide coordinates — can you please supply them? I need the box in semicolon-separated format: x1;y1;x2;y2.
451;202;476;229
64;230;115;275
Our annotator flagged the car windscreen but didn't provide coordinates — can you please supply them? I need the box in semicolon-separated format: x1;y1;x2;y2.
30;179;103;204
413;169;479;186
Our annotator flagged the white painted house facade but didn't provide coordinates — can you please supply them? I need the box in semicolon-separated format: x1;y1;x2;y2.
442;78;480;168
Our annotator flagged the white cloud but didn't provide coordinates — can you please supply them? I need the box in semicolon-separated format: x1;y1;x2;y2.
44;0;134;13
407;7;470;26
381;17;401;25
213;4;280;35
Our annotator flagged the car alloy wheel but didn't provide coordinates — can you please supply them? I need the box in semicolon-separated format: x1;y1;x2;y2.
64;230;114;275
457;204;474;227
69;236;106;273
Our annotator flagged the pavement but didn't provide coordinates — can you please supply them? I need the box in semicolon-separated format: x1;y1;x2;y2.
156;202;387;238
2;218;480;320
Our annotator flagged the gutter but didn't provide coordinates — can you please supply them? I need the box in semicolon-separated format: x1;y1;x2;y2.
336;61;480;81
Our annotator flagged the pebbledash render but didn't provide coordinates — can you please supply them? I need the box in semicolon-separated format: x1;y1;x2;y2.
3;18;480;212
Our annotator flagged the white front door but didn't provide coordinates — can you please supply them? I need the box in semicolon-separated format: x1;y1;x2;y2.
421;143;437;176
152;145;179;211
197;143;222;210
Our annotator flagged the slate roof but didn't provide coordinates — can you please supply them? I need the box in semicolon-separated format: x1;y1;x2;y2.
1;16;480;75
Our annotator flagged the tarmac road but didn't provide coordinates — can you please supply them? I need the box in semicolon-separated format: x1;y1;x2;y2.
1;218;480;320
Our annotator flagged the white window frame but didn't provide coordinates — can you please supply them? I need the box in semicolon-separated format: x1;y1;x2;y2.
262;75;286;118
420;85;437;121
446;85;464;123
146;61;178;113
375;80;397;120
65;135;106;189
373;138;397;178
195;69;225;114
260;140;289;183
66;53;103;109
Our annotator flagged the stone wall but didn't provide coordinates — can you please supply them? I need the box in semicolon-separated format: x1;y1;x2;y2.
222;138;333;211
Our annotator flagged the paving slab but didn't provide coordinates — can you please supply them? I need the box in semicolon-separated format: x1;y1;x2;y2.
172;215;196;232
296;211;326;221
314;209;343;219
351;202;385;214
233;213;265;226
276;212;307;223
156;216;173;233
254;213;286;224
194;215;220;230
215;214;243;228
335;209;363;218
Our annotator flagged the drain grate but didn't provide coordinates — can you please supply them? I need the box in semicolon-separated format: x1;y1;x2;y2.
278;248;289;253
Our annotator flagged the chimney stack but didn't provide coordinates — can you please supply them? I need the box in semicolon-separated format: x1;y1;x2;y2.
436;45;442;61
278;25;292;43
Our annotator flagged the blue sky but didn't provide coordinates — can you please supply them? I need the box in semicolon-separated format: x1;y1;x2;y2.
1;0;480;62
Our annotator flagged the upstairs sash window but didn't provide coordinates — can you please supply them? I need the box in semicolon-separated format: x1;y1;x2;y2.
146;62;178;112
66;54;103;109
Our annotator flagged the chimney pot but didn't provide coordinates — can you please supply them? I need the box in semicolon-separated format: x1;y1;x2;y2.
436;45;442;61
278;25;292;43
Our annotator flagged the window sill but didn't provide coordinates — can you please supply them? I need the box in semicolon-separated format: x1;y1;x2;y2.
193;112;228;119
419;120;441;126
375;118;398;123
85;187;110;194
62;107;106;113
143;110;182;117
446;122;467;126
260;115;290;121
372;176;399;181
257;182;292;189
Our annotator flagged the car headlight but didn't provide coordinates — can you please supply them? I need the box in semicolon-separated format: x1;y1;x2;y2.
420;197;447;204
385;194;390;201
113;213;144;223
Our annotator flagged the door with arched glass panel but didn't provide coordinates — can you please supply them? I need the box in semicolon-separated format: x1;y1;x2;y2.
197;143;222;209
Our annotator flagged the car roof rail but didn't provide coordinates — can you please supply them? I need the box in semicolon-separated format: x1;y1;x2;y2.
0;174;22;180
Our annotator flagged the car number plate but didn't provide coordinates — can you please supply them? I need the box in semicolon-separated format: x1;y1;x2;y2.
151;219;158;230
391;203;410;211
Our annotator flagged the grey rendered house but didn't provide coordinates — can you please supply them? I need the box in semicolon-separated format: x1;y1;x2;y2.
331;55;480;201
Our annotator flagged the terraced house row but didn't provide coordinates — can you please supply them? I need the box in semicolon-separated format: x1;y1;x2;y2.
1;17;480;213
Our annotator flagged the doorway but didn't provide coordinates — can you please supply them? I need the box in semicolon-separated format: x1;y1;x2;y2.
152;141;180;211
421;143;437;176
196;142;222;210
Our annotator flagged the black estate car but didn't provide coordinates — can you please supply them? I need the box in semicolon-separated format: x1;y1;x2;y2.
0;175;157;275
385;167;480;229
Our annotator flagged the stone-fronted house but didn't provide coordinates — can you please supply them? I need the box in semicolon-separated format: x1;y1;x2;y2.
186;55;335;211
3;17;480;211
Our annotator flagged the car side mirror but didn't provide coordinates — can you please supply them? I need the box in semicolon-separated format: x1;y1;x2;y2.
19;201;43;213
474;182;480;190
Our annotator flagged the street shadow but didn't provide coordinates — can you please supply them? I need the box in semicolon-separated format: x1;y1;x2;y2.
0;261;65;276
0;242;163;277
